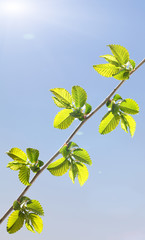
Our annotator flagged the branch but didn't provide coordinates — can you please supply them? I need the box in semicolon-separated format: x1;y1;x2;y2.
0;58;145;224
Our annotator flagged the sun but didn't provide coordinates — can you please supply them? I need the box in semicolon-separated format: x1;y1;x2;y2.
0;1;28;16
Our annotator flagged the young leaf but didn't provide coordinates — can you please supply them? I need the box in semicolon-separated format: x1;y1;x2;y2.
70;109;84;119
72;148;92;165
20;196;31;203
67;142;79;149
111;103;119;115
113;94;122;101
59;145;70;158
7;210;24;234
7;161;26;171
25;222;35;233
69;162;78;184
26;200;44;216
120;114;128;133
99;112;120;134
124;114;136;137
85;103;92;115
72;86;87;108
108;45;129;65
18;166;30;186
54;109;75;129
29;213;43;234
113;69;130;80
13;201;20;210
37;160;44;168
100;54;120;66
47;157;70;176
93;64;119;77
76;162;89;186
6;148;27;163
129;59;136;69
50;88;72;108
119;99;139;114
26;148;39;163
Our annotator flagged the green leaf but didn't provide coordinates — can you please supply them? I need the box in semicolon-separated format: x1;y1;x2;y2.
54;109;75;129
20;196;31;203
119;99;139;114
37;160;44;168
67;142;79;149
108;45;129;65
113;69;130;80
111;103;119;115
124;114;136;137
76;162;89;186
129;59;136;69
25;222;35;233
7;161;26;171
113;94;122;101
50;88;72;108
93;63;119;77
85;103;92;115
13;201;20;210
7;210;24;234
72;148;92;165
26;200;44;216
100;54;120;66
18;166;30;186
47;157;70;176
26;148;39;163
69;162;78;184
6;148;27;163
99;112;120;134
59;145;70;158
120;114;128;133
29;213;43;234
72;86;87;108
70;109;84;119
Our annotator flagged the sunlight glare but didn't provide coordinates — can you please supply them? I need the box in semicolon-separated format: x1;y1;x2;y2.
0;1;29;17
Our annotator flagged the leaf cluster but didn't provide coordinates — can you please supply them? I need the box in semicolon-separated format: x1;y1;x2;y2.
93;44;136;80
99;94;139;136
7;196;44;234
50;86;92;129
7;148;44;186
47;142;92;186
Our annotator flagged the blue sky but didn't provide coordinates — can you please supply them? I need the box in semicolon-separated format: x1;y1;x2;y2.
0;0;145;239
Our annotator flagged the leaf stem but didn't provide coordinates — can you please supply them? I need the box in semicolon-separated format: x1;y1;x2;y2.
0;58;145;225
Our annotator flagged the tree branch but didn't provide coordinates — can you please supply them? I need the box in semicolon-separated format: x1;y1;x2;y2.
0;58;145;224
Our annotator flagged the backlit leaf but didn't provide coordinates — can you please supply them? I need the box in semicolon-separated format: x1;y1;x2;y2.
6;148;27;163
50;88;72;108
26;148;39;163
54;109;75;129
93;63;119;77
7;161;26;171
119;99;139;114
72;148;92;165
25;222;35;233
76;162;89;186
108;45;129;65
99;112;120;134
47;157;70;176
85;103;92;115
129;59;136;69
113;94;122;101
29;214;43;234
26;200;44;216
7;211;24;234
69;162;78;184
72;86;87;108
100;54;119;66
124;114;136;137
18;166;30;186
113;69;130;80
120;115;128;133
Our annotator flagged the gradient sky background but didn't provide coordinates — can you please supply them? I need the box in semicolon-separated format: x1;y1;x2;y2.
0;0;145;239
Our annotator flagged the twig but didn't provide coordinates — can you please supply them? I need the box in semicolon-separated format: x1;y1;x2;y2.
0;58;145;224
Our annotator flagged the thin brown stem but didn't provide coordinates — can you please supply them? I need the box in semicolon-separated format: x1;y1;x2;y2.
0;58;145;225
